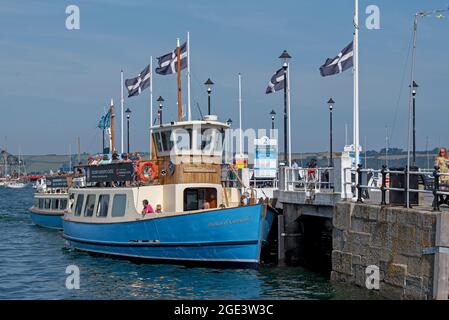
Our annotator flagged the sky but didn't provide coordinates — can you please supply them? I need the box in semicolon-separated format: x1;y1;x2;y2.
1;0;449;155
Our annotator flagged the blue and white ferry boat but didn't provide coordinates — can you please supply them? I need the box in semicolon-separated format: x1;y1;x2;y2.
30;176;70;230
63;115;277;267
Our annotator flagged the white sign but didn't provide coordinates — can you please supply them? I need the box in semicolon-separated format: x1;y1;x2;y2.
254;136;278;178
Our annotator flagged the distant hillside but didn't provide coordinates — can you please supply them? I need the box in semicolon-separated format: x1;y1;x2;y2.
0;148;441;174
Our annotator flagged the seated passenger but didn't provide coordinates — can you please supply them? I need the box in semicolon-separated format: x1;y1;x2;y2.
121;153;131;162
219;203;226;209
203;202;210;209
100;154;111;165
93;154;102;165
141;199;154;214
155;204;162;213
112;152;120;163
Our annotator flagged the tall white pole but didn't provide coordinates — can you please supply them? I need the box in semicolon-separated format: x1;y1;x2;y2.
120;70;124;154
150;56;153;159
187;32;191;121
287;63;292;167
238;73;243;156
354;0;360;190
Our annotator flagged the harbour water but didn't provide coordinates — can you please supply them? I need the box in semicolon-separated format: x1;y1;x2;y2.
0;187;377;300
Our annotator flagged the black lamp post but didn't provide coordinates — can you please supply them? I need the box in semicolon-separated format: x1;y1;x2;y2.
270;110;276;131
125;108;131;154
279;50;291;163
157;96;164;125
327;98;335;167
409;81;419;165
204;78;214;115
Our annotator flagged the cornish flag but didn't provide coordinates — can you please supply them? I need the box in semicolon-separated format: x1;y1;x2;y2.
320;41;354;77
156;42;187;75
265;68;285;94
125;64;151;98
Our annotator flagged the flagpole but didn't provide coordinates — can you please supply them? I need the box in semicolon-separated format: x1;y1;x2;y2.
238;73;243;156
110;98;115;153
176;38;182;121
354;0;360;198
187;32;191;121
150;56;153;159
287;63;292;167
121;70;124;154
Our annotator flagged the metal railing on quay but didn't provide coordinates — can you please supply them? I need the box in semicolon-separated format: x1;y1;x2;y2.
348;164;449;211
282;166;335;193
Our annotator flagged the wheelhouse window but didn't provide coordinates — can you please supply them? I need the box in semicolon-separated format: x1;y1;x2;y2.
74;194;84;216
111;194;127;217
84;194;96;217
96;195;110;217
154;132;163;153
161;130;174;152
60;199;68;210
183;188;217;211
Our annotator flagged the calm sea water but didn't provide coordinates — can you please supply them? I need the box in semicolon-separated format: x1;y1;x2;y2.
0;187;378;300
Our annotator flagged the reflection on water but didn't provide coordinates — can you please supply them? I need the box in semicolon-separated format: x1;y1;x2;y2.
0;187;378;300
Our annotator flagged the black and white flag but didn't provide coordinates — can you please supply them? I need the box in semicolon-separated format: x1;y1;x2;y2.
265;68;285;94
319;41;354;77
155;42;187;75
125;64;151;98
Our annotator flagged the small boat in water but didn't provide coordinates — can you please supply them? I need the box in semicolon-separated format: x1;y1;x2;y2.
63;112;277;267
6;179;28;189
29;176;70;230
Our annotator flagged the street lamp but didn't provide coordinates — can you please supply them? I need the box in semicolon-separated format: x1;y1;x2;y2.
270;110;276;130
226;118;233;126
204;78;214;115
409;81;419;165
327;98;335;167
125;108;131;154
279;50;291;164
157;96;164;125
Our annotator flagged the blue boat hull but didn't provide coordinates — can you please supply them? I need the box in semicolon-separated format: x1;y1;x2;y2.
63;204;276;266
30;212;63;230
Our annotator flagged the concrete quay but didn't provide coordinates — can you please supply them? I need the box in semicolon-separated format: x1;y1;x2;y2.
274;158;449;300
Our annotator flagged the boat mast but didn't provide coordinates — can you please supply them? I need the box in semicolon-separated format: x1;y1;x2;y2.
121;70;124;154
149;56;153;159
187;32;191;121
238;73;243;156
4;136;7;177
177;38;182;121
110;99;115;153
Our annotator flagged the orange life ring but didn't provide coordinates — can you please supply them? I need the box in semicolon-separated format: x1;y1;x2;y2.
137;161;158;181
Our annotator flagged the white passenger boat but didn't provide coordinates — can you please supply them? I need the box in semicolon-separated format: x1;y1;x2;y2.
29;176;70;229
63;113;277;267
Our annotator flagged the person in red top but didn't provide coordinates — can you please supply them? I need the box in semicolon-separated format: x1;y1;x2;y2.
141;200;154;214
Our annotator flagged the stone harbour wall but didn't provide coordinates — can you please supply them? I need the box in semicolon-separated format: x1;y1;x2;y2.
331;202;449;300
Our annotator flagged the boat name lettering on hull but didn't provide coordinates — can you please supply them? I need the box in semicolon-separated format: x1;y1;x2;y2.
208;217;250;227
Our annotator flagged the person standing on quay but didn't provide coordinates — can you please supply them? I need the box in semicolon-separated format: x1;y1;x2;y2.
435;147;449;205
